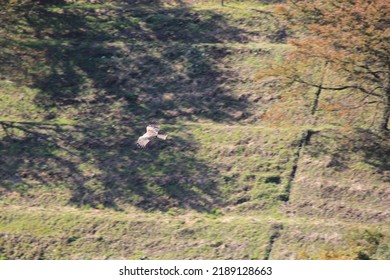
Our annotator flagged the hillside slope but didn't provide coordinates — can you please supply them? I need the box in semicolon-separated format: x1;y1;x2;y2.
0;0;389;260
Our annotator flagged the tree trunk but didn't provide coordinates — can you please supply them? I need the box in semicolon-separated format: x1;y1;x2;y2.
380;86;390;133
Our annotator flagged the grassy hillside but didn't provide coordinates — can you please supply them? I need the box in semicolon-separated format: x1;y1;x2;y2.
0;0;389;260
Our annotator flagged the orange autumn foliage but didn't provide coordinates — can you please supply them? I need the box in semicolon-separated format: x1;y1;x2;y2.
263;0;390;131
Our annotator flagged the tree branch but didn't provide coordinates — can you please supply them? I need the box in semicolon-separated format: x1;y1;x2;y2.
292;77;382;98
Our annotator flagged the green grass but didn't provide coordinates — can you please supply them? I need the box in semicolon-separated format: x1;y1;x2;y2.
0;0;389;260
0;207;274;259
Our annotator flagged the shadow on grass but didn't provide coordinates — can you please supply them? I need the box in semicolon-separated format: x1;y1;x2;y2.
1;0;251;121
0;121;224;212
306;128;390;182
0;0;251;211
68;122;223;212
352;129;390;182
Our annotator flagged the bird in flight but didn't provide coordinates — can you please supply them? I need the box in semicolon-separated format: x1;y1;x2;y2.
137;124;168;148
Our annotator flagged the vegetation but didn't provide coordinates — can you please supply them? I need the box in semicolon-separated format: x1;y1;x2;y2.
260;0;390;133
0;0;389;260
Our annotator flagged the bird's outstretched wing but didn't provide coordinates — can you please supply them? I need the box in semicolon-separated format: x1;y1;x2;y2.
137;135;151;148
157;134;168;140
